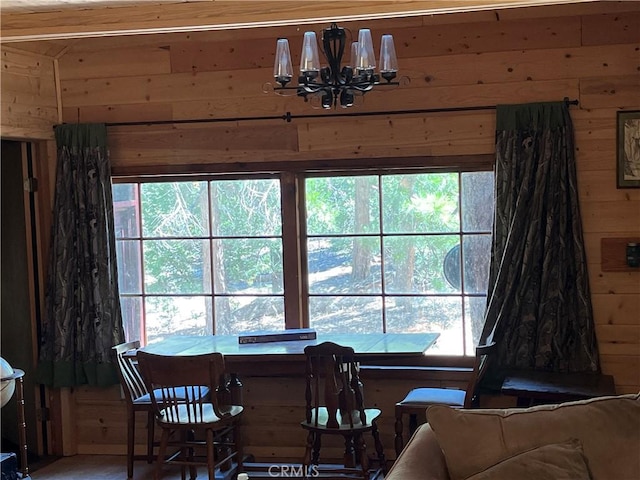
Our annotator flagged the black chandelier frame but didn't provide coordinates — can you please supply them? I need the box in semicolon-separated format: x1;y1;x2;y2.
273;23;400;109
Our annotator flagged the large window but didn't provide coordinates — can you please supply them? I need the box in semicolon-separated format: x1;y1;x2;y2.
113;178;284;344
113;168;493;355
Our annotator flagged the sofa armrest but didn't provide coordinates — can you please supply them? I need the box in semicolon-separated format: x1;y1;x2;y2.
385;424;450;480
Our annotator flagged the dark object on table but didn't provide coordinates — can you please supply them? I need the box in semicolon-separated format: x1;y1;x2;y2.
238;328;316;344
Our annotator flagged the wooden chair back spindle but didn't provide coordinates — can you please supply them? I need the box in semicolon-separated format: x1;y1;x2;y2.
113;341;148;401
137;352;229;422
305;343;366;429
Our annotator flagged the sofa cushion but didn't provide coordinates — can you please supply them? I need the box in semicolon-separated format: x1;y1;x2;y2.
427;393;640;480
384;424;449;480
464;439;592;480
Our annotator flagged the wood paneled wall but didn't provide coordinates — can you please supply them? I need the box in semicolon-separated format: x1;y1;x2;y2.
71;368;479;461
1;46;58;139
2;0;639;461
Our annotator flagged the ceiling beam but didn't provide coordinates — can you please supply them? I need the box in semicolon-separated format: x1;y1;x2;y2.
0;0;594;43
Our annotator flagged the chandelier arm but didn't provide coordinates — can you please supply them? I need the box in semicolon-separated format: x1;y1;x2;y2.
349;81;401;92
299;83;326;94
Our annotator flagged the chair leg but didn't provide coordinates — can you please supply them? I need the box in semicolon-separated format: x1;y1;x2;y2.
312;432;321;465
355;433;369;480
147;410;155;463
394;408;404;458
235;423;243;471
179;430;186;480
220;430;232;471
126;407;135;479
186;430;196;480
207;429;215;480
155;428;170;480
303;431;312;468
409;413;418;436
343;435;355;468
371;422;386;474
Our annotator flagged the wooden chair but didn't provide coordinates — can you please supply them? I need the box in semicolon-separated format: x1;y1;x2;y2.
302;341;386;480
112;341;211;479
136;351;243;480
113;341;158;479
394;341;496;456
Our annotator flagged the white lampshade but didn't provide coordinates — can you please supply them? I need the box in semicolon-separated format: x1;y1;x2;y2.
356;29;376;71
0;357;15;408
273;38;293;83
379;34;398;73
300;31;321;74
348;42;359;69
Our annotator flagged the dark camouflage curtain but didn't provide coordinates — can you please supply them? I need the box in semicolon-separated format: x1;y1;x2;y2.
481;102;600;387
37;124;124;388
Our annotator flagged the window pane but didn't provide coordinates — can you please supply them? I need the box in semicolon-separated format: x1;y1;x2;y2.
384;235;459;294
120;296;142;342
386;296;463;355
309;296;382;333
382;173;459;233
113;183;139;238
144;239;212;294
212;179;282;237
465;296;487;355
462;234;491;294
306;176;380;235
215;296;284;335
116;240;142;294
214;238;283;294
461;172;494;232
308;237;381;294
141;182;208;237
145;296;211;343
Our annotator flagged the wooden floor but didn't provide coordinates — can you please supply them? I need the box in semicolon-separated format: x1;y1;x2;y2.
28;456;386;479
29;455;172;479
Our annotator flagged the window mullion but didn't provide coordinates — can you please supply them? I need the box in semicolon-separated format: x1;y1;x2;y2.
458;172;467;354
207;181;215;335
378;175;387;333
136;183;147;344
281;172;306;328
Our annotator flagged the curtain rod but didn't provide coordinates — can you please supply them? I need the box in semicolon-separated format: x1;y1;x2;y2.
100;98;579;128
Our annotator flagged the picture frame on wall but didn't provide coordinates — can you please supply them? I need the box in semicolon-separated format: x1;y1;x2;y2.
617;110;640;188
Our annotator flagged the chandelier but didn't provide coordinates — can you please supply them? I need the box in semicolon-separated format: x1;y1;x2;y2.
271;23;400;109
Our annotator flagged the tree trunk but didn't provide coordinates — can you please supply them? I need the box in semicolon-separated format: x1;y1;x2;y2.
210;184;231;333
352;177;372;281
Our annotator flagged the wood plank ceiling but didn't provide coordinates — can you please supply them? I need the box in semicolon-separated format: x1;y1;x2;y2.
1;0;596;42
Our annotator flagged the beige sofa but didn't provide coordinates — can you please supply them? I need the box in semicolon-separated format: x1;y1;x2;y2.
386;393;640;480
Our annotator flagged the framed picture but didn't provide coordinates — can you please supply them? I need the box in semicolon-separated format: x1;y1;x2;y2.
617;110;640;188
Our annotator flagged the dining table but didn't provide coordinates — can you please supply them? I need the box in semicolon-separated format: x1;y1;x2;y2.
130;331;440;404
137;332;439;359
